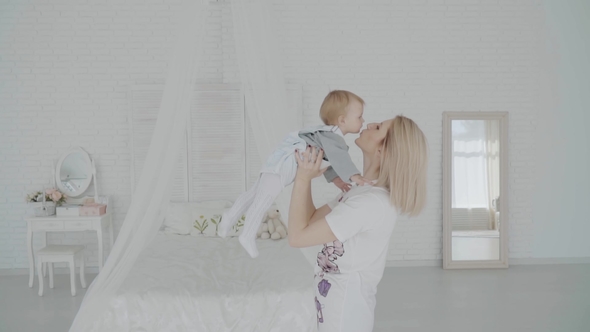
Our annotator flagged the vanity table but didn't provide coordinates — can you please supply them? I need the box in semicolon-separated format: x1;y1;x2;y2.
26;146;115;288
26;212;113;288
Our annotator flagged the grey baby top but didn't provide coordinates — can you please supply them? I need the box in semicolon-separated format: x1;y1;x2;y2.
298;125;360;183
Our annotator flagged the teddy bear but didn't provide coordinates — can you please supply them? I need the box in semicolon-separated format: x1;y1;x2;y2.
256;208;288;240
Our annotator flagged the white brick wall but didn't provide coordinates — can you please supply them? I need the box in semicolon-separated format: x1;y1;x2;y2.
0;0;545;269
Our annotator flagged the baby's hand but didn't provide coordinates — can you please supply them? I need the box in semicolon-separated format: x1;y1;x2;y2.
332;177;352;193
350;174;373;187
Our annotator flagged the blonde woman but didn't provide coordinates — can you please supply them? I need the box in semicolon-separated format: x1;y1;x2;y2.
289;115;429;332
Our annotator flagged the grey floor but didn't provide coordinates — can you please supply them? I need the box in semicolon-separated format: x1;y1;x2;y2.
1;264;589;332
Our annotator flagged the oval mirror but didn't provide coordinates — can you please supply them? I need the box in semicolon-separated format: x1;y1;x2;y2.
55;147;93;198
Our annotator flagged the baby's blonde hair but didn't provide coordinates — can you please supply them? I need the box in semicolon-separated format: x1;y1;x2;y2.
319;90;365;125
376;115;429;217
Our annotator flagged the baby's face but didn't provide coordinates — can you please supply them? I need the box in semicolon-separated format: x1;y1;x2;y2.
342;100;365;134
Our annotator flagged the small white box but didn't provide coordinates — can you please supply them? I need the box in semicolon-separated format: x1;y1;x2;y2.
56;204;82;217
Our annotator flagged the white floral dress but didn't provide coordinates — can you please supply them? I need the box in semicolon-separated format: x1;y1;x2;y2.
313;185;397;332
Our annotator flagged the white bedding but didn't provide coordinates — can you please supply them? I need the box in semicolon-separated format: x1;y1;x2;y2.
89;233;316;331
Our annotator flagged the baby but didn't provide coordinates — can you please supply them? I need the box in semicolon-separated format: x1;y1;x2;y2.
218;90;371;258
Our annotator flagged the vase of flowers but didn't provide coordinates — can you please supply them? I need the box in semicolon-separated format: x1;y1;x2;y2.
26;188;67;217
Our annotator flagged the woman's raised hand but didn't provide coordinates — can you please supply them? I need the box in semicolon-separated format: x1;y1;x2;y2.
294;146;328;181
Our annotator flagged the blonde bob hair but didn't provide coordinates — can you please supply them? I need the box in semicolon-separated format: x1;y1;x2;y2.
376;115;428;217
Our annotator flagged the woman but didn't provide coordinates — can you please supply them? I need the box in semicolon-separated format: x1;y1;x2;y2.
288;115;428;332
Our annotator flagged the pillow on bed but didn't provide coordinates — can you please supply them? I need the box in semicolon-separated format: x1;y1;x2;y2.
222;213;245;237
190;208;222;237
190;208;245;237
163;201;234;235
162;202;193;235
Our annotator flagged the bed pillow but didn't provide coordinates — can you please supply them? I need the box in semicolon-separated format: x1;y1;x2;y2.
190;208;223;237
190;208;245;237
162;202;193;235
163;201;234;235
222;212;246;237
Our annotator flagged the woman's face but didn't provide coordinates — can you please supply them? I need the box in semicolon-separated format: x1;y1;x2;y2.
355;119;394;155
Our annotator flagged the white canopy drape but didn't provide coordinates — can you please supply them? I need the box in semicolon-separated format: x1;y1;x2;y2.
230;0;300;223
70;1;308;330
69;1;208;330
231;0;318;265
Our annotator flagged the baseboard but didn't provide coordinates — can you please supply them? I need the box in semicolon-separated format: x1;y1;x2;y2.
2;257;589;276
0;267;99;276
386;260;442;267
509;257;590;265
386;257;590;268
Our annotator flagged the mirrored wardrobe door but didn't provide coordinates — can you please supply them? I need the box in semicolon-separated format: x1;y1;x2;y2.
442;112;509;269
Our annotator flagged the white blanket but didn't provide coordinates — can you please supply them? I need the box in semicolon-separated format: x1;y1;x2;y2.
88;234;317;331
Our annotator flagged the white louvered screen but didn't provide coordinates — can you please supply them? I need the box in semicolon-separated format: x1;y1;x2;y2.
129;85;189;202
451;207;490;230
188;84;245;201
130;84;302;203
245;84;303;189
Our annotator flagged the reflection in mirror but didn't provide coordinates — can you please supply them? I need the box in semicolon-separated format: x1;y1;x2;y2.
451;119;500;261
55;147;94;198
60;152;91;195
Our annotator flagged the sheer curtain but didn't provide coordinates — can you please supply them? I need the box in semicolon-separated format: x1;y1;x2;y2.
451;120;501;230
485;120;500;229
231;0;317;265
71;1;312;329
452;120;490;209
69;1;208;330
230;0;299;219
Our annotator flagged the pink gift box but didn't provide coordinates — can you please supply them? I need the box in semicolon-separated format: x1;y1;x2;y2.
79;203;107;216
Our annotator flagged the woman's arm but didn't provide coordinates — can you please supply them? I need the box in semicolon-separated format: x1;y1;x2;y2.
310;204;332;225
288;147;338;248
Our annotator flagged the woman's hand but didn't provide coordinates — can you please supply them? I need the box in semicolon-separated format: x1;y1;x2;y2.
294;146;328;181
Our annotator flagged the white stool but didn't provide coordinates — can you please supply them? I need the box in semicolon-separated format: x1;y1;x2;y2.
36;245;87;296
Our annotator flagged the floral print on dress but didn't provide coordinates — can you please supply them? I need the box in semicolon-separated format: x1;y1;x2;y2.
314;240;345;326
318;279;331;297
317;240;345;275
315;296;324;324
